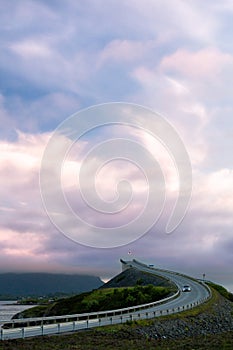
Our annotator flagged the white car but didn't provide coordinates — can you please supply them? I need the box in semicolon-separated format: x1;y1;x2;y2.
182;285;191;292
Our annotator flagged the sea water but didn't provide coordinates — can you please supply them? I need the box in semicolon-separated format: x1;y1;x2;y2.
0;300;34;324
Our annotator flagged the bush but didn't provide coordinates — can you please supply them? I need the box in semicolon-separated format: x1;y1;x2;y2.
136;278;143;285
18;285;172;318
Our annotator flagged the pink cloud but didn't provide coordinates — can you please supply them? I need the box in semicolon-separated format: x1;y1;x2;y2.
160;47;233;79
98;39;155;67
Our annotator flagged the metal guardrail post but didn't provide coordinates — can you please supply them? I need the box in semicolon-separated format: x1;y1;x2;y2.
0;260;212;340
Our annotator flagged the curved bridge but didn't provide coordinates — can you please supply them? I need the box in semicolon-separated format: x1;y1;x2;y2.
122;259;210;314
0;259;211;340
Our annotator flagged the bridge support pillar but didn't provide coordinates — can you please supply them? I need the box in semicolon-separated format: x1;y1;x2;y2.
120;259;131;271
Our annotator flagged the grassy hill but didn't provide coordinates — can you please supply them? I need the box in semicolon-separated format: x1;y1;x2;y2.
101;267;175;289
3;273;233;349
15;285;171;319
2;289;233;350
13;267;176;319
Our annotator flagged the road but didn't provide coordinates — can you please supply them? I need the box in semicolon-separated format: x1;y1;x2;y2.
0;259;211;340
126;259;210;313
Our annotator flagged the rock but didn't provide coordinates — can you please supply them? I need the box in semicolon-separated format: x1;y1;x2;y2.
133;295;233;340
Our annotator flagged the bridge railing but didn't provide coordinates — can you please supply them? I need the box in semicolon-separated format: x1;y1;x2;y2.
0;260;212;340
0;291;210;341
1;289;180;330
131;259;212;300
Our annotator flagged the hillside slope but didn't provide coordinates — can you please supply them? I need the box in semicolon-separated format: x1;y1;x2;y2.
5;287;233;350
12;267;176;319
100;267;175;289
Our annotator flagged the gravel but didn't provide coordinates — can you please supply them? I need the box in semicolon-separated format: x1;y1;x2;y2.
134;295;233;340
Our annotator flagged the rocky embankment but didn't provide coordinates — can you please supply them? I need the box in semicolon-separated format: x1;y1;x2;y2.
101;269;233;339
132;294;233;340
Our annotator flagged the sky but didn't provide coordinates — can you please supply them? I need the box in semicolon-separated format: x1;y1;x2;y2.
0;1;233;290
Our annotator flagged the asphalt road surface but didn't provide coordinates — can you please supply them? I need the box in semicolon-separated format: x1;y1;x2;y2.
0;259;210;340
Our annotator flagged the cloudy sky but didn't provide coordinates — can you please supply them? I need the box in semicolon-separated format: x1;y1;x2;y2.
0;1;233;290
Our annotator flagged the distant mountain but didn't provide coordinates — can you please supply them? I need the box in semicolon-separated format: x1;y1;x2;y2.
11;267;176;320
0;273;103;298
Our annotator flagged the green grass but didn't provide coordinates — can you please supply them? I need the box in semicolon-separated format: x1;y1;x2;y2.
207;282;233;302
17;285;172;319
1;327;233;350
13;304;48;318
1;287;233;349
121;286;219;327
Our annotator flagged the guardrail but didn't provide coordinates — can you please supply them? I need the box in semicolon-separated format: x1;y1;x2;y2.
132;259;202;282
0;292;210;340
132;259;212;300
0;260;212;340
1;289;180;329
